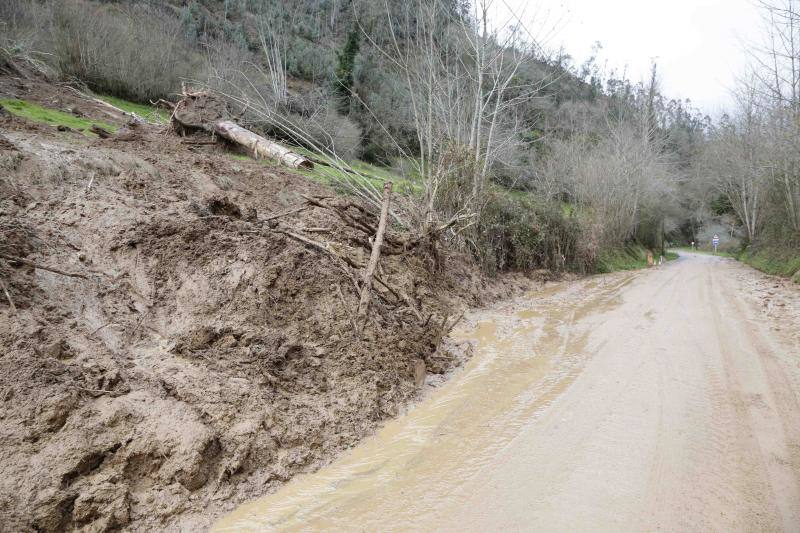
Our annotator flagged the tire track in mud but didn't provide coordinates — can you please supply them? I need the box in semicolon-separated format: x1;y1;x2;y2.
709;261;800;531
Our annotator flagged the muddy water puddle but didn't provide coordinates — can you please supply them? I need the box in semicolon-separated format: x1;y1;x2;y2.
213;275;631;531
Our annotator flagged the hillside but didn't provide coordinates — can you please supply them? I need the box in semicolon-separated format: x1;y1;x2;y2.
0;74;537;531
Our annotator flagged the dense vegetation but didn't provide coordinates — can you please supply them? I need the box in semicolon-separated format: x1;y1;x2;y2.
1;0;796;278
695;0;800;280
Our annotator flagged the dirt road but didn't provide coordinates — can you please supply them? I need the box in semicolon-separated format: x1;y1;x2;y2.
214;253;800;532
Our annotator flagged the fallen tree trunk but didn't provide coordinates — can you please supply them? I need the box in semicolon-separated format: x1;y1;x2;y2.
170;91;314;170
213;121;313;170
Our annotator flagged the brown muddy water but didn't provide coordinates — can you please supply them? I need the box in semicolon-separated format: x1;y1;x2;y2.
213;274;632;531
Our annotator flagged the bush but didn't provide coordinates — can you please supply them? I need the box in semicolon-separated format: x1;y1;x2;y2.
284;105;363;161
47;0;202;102
0;1;55;76
471;191;586;274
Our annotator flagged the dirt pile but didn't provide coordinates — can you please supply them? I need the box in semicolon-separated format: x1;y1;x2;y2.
171;91;233;133
0;78;529;531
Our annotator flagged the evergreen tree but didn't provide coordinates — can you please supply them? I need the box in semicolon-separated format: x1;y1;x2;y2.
333;25;360;113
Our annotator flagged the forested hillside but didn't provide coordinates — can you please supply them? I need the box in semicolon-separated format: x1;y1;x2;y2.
2;0;738;275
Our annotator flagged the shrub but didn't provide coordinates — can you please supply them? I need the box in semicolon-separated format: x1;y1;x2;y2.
470;191;586;274
284;105;363;161
0;0;55;76
49;0;202;102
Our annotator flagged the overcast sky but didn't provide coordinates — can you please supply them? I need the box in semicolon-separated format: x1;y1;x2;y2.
496;0;764;116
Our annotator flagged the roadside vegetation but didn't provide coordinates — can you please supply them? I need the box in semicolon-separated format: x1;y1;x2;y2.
738;247;800;282
672;246;798;282
690;0;800;281
596;245;678;273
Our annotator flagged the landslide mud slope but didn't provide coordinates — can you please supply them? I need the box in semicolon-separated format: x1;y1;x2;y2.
0;78;527;532
216;253;800;532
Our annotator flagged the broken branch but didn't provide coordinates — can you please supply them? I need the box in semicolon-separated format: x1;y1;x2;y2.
0;277;18;316
262;205;308;222
90;124;112;138
356;181;392;332
0;253;90;279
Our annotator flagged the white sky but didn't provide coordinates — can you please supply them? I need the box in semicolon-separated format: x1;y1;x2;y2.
496;0;764;116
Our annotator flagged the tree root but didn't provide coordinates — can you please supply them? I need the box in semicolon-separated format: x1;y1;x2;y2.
0;254;91;279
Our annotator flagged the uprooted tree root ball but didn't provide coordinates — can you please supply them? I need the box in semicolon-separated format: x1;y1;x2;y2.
0;77;531;532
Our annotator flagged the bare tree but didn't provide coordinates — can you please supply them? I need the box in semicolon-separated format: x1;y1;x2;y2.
702;86;769;242
359;0;553;231
742;0;800;232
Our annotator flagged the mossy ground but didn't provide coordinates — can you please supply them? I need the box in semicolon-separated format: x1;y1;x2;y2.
0;98;117;135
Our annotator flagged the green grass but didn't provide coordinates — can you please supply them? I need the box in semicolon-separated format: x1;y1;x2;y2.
738;246;800;282
231;146;422;196
597;244;649;273
0;98;117;135
299;163;421;196
597;244;677;273
672;245;799;283
96;94;170;123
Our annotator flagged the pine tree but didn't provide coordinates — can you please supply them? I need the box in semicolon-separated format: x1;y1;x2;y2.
333;26;360;113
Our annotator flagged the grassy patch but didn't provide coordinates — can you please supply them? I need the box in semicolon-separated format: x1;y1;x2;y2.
738;246;800;282
230;147;422;196
0;98;117;135
672;245;799;282
296;150;421;195
597;244;649;273
96;94;170;123
299;164;421;196
597;243;675;273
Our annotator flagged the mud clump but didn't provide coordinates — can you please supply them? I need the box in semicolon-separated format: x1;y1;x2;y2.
172;91;231;133
0;77;531;532
0;219;39;308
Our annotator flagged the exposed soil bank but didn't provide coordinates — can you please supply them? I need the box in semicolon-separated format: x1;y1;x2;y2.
0;78;531;531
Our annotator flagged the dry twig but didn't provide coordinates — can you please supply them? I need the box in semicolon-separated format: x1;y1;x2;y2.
0;253;90;279
262;205;308;222
356;182;392;332
0;277;18;316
